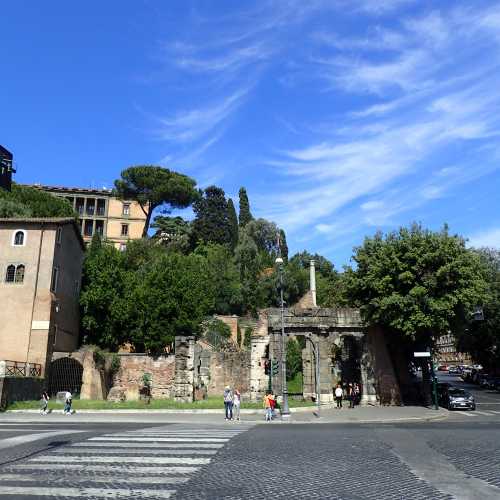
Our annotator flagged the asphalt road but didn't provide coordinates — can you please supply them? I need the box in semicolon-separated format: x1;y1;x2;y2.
436;372;500;420
0;412;499;500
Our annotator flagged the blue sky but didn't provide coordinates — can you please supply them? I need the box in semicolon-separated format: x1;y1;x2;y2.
1;0;499;267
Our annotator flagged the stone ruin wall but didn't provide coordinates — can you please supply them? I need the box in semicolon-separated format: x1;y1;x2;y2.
108;353;175;401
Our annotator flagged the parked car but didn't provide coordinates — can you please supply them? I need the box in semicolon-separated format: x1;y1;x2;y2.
440;388;476;411
437;364;449;371
448;366;460;374
478;373;490;388
461;369;472;381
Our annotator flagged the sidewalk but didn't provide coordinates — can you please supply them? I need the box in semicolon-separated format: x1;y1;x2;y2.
2;405;448;424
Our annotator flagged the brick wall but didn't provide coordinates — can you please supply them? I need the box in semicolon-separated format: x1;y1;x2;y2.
107;354;175;401
206;351;251;399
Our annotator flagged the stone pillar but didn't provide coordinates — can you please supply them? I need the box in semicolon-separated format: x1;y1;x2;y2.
302;337;315;400
174;336;196;402
0;361;5;378
360;336;378;405
250;335;270;401
318;335;333;403
309;260;317;307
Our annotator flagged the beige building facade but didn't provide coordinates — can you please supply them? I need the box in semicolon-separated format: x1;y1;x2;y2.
30;185;147;249
0;218;84;375
435;333;472;366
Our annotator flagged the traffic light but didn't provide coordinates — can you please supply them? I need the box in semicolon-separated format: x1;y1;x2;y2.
264;359;270;375
272;360;279;376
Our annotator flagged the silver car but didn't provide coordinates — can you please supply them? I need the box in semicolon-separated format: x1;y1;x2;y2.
445;388;476;411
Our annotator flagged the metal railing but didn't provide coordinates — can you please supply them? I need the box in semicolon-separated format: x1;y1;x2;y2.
1;360;42;378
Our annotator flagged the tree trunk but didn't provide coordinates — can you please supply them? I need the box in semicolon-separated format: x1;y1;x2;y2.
421;360;431;407
142;206;153;238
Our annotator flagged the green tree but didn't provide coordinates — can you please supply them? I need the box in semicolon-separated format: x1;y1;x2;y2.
195;244;243;315
80;240;131;350
151;215;191;253
279;229;289;263
227;198;239;251
344;224;487;344
0;184;75;217
129;252;215;353
114;166;198;237
457;248;500;370
191;185;231;248
238;187;252;227
0;198;32;217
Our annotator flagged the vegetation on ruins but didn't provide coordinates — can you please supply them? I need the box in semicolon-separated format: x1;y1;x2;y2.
114;165;198;237
0;183;75;218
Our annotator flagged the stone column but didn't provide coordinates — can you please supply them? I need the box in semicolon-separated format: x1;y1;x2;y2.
174;336;196;402
302;337;315;400
309;260;317;307
360;335;378;404
318;335;334;403
249;335;269;401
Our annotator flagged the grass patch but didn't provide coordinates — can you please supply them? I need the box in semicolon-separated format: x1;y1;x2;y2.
7;395;313;411
287;372;303;394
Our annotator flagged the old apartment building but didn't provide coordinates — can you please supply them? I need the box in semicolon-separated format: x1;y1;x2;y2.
0;218;84;375
30;185;147;249
0;145;15;192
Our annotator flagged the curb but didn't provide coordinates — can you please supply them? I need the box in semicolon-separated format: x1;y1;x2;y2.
6;404;333;415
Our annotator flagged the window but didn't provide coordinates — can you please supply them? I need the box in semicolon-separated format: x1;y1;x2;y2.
15;264;25;283
5;265;15;282
13;230;26;246
122;203;130;216
5;264;24;284
84;219;94;237
119;243;127;252
56;227;62;244
121;224;129;236
51;267;59;293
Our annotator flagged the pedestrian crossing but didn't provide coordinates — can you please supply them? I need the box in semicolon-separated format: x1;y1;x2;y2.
449;409;500;417
0;423;250;499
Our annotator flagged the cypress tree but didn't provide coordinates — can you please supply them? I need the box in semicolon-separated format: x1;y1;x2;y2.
227;198;239;251
279;229;289;263
238;187;253;227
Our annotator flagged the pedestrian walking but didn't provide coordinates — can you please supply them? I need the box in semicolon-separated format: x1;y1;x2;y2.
63;390;73;415
223;386;234;421
233;389;241;421
348;383;355;409
40;390;49;415
335;384;343;409
354;382;361;406
263;392;273;422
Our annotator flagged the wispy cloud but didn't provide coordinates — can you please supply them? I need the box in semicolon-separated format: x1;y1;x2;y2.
155;87;249;143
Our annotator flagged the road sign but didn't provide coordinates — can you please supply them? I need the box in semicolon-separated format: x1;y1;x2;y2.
414;352;431;358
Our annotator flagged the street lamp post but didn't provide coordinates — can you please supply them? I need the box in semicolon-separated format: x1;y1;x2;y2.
275;256;290;418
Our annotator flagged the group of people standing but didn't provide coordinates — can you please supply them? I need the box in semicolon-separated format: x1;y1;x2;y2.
334;382;361;409
39;390;73;415
223;386;241;421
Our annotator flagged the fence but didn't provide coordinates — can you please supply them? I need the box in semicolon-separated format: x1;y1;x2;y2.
0;360;42;378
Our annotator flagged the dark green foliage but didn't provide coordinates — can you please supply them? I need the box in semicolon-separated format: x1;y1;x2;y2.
80;241;131;350
279;229;289;263
0;198;32;217
227;198;239;250
151;215;191;253
237;324;242;347
343;224;487;345
456;248;500;370
195;244;243;315
238;187;252;227
191;186;231;247
128;252;215;353
286;338;303;380
244;327;252;349
114;166;198;237
0;184;75;218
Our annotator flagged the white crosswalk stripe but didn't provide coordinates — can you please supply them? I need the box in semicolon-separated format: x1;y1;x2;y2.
0;423;250;498
454;411;477;417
